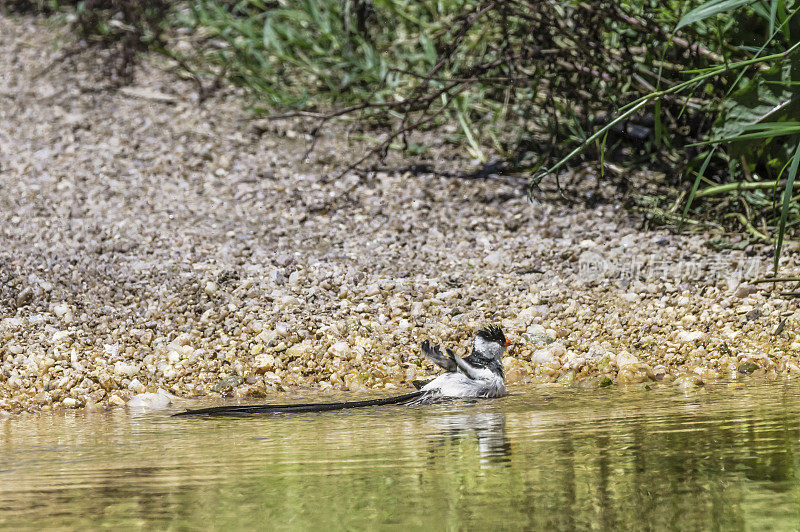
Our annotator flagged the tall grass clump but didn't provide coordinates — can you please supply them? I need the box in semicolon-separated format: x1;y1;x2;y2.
184;0;719;172
543;0;800;273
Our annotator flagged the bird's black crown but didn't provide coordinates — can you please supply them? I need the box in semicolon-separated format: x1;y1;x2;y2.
476;325;506;345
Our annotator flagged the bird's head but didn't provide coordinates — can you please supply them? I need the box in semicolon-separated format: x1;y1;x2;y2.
473;325;511;360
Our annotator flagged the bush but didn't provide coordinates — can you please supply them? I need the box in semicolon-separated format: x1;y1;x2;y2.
186;0;718;174
75;0;172;82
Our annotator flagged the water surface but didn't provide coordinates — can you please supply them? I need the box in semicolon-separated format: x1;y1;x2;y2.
2;382;800;530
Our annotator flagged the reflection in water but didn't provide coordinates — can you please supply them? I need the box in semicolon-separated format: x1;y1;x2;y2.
2;382;800;528
431;411;511;466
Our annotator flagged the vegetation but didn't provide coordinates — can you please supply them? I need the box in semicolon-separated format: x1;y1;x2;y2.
3;0;800;271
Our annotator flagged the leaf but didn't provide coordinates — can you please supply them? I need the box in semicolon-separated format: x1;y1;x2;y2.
692;121;800;145
709;52;800;157
676;0;759;30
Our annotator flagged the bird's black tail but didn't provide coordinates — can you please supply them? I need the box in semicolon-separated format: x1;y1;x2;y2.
172;390;427;417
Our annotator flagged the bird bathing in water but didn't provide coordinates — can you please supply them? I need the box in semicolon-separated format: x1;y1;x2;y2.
173;325;510;416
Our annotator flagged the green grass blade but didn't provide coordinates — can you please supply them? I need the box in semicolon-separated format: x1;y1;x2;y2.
680;147;717;231
774;138;800;275
769;0;778;38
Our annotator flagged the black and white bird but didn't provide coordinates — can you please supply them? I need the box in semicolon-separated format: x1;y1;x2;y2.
174;326;510;416
415;325;509;399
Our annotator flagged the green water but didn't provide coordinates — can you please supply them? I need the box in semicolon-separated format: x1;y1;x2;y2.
2;382;800;530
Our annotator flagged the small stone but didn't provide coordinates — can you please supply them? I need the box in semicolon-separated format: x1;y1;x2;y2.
618;365;650;384
128;378;145;393
109;394;126;407
270;269;285;285
98;372;116;391
257;329;280;346
674;374;704;388
15;287;34;307
676;330;708;343
52;303;69;318
127;389;174;411
330;342;349;356
616;351;639;369
62;397;78;408
526;323;546;335
738;362;759;375
521;332;555;345
8;344;23;355
745;308;763;321
51;330;71;343
505;367;530;384
557;370;575;385
114;361;137;377
253;353;275;374
735;284;758;298
212;375;243;392
204;281;218;296
530;348;554;365
275;253;294;267
485;252;503;267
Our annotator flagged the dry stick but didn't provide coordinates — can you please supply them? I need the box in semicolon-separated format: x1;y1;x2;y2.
264;100;421;121
332;87;469;181
273;77;463;163
395;2;503;143
300;69;395;162
265;77;464;122
292;10;503;165
153;45;221;104
426;0;504;76
613;11;724;64
389;57;514;84
695;180;800;199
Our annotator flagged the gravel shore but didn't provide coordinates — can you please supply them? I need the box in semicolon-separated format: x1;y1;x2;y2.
2;16;800;414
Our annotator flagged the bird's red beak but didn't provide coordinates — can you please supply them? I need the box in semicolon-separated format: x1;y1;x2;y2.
504;339;512;348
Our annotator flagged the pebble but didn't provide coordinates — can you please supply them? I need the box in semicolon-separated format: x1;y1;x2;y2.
735;284;759;298
676;330;709;343
127;389;174;411
485;252;503;267
109;395;127;407
270;270;286;285
62;398;78;408
114;362;138;377
128;378;145;393
204;281;218;296
15;287;34;306
253;353;275;373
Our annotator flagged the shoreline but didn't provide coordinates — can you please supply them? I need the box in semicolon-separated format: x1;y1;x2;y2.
2;15;800;414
